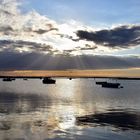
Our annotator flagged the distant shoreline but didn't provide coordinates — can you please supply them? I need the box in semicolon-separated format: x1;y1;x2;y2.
0;69;140;79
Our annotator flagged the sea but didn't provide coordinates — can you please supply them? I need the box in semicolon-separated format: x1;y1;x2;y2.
0;78;139;140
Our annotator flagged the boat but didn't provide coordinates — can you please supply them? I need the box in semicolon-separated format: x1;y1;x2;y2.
101;82;121;88
42;77;56;84
2;77;14;82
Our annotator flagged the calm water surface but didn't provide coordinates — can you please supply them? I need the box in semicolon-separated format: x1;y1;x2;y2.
0;79;140;140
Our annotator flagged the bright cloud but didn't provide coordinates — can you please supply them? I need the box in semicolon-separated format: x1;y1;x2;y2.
0;0;140;56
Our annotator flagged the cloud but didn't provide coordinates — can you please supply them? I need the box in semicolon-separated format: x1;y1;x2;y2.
0;0;85;54
0;0;59;37
0;51;139;70
0;39;56;54
0;0;140;56
75;44;98;51
76;25;140;48
34;28;58;34
0;25;14;35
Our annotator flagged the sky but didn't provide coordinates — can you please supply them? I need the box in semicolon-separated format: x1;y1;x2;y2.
0;0;140;70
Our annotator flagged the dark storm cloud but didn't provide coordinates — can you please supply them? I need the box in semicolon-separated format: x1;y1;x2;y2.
0;40;54;53
76;25;140;48
0;51;139;70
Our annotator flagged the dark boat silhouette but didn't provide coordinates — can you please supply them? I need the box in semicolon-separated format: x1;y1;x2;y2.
102;82;121;88
96;80;123;88
42;77;56;84
3;78;15;82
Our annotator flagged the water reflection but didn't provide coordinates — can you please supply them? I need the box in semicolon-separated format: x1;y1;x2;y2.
0;92;51;113
0;79;140;140
77;109;140;131
0;91;79;139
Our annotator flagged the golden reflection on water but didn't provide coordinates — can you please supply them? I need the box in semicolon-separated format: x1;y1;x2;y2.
0;79;140;140
53;79;76;99
0;79;98;140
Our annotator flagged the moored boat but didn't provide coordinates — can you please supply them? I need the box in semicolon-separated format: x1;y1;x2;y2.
42;77;56;84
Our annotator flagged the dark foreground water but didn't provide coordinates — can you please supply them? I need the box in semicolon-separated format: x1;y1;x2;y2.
0;79;140;140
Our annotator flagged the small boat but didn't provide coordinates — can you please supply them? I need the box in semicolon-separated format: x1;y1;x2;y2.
3;78;13;82
101;82;121;88
42;77;56;84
